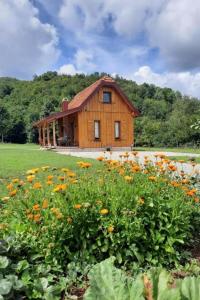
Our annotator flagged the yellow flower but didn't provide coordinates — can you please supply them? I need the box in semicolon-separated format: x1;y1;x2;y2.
46;180;53;185
100;208;109;215
61;168;69;173
96;156;104;161
26;169;36;175
41;166;50;171
53;184;67;192
124;175;133;183
67;171;76;177
9;189;17;197
12;178;19;183
27;175;35;183
138;197;145;205
2;196;10;201
33;182;42;189
107;226;114;233
58;176;65;181
42;199;48;209
74;204;82;209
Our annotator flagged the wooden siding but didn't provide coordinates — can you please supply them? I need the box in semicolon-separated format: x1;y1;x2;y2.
78;87;134;148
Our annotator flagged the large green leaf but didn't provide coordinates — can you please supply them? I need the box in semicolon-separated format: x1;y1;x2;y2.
0;256;9;269
0;279;12;295
180;277;200;300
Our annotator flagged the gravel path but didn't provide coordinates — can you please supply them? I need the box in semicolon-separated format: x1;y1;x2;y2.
56;150;200;176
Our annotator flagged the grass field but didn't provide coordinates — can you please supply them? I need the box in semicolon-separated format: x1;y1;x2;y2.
0;143;97;178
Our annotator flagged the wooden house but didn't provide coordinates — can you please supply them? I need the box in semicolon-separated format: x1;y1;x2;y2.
34;76;139;149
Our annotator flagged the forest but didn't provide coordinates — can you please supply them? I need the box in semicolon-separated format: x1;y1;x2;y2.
0;71;200;147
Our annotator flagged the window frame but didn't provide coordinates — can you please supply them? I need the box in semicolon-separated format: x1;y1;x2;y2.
114;121;121;140
94;120;100;140
103;91;112;104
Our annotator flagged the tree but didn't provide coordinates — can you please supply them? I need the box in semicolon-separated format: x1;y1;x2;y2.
0;105;10;142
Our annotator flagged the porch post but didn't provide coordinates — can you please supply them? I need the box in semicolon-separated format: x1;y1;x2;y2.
47;123;50;147
42;125;46;147
53;120;57;147
38;126;42;145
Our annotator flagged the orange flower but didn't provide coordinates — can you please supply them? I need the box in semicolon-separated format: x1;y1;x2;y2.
178;160;185;163
100;208;109;215
74;204;82;209
7;183;13;190
46;180;53;185
168;165;177;172
33;182;42;189
34;214;41;222
181;179;189;184
107;226;114;233
47;175;53;180
132;165;140;172
96;156;104;161
148;176;157;182
194;197;199;203
186;189;197;196
53;184;67;192
171;181;180;187
42;199;48;209
58;176;65;181
32;204;40;211
9;189;17;197
143;170;149;174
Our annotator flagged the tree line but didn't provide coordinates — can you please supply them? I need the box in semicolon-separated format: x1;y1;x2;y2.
0;71;199;147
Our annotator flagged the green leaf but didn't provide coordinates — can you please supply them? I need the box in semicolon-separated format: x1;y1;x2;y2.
0;256;9;269
0;279;12;295
180;276;200;300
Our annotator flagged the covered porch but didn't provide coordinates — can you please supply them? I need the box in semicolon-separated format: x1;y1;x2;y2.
36;111;79;148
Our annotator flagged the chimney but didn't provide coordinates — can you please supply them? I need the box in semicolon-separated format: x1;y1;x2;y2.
61;98;68;111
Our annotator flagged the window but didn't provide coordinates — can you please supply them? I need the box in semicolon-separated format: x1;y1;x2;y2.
103;91;111;103
114;121;121;139
94;120;100;139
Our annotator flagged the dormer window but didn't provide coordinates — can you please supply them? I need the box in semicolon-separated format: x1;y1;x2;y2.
103;91;111;104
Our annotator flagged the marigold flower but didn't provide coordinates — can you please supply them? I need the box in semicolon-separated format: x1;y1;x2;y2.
42;199;48;209
132;165;140;172
2;196;10;201
46;180;53;185
53;184;67;192
47;175;53;180
61;168;69;173
100;208;109;215
187;189;197;196
34;214;41;222
26;169;36;175
168;165;177;172
96;156;104;161
194;197;199;203
12;178;19;183
32;204;40;211
9;189;17;197
124;175;133;183
74;204;82;209
27;175;35;183
7;183;13;190
107;226;114;233
178;160;185;163
58;176;65;181
148;176;157;182
41;166;50;171
171;181;180;187
67;171;76;177
181;179;189;184
33;182;42;189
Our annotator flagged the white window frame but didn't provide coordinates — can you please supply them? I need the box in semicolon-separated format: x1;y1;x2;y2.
94;120;100;139
115;121;120;139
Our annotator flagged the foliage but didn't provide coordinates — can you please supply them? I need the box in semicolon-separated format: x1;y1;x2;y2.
0;72;200;145
84;257;200;300
0;153;200;270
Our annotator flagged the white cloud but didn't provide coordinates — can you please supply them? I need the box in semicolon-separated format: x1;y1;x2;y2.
131;66;200;98
57;64;83;75
0;0;60;78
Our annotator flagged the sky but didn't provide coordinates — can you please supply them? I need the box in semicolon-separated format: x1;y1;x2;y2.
1;0;200;98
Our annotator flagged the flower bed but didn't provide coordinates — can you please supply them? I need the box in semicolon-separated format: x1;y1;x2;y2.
0;152;200;298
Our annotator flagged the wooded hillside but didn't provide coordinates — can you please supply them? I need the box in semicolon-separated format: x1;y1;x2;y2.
0;72;199;146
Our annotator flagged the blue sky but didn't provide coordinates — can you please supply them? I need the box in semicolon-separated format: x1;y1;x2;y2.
1;0;200;97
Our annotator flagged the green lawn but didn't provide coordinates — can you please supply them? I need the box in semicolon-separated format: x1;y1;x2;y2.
0;143;97;178
134;147;200;154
